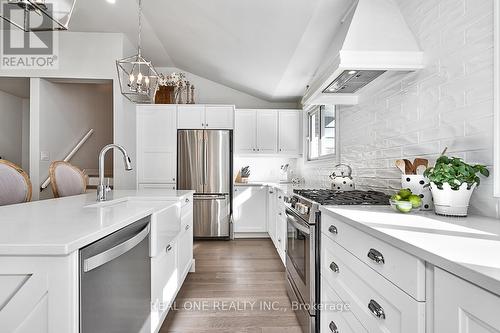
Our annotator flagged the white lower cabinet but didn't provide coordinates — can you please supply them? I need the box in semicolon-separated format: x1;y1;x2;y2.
233;186;267;233
267;188;277;243
265;187;286;265
178;202;193;279
150;196;193;333
321;236;425;333
434;268;500;333
151;240;177;332
321;276;368;333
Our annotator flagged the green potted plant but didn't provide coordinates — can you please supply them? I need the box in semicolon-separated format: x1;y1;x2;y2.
424;155;489;217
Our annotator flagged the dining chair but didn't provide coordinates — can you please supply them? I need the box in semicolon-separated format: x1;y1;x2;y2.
0;159;32;206
49;161;88;198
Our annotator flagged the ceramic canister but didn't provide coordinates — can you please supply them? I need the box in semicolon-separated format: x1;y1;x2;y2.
401;175;433;211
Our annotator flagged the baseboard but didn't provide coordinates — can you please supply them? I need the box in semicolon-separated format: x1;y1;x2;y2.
234;232;271;239
189;259;196;272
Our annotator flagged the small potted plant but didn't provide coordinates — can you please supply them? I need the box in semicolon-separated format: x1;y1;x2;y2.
424;155;489;217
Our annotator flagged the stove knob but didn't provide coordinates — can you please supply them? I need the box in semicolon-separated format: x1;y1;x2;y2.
296;203;309;215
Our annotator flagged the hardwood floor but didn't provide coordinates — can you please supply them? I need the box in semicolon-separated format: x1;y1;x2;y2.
160;239;302;333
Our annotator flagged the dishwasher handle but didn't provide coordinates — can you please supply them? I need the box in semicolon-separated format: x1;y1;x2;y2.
83;224;150;272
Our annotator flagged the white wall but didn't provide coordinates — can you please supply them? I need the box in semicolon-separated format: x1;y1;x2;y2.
38;80;113;199
300;0;497;217
156;67;299;109
0;89;27;166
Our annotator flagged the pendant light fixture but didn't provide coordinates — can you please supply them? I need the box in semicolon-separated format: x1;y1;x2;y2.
0;0;77;31
116;0;158;103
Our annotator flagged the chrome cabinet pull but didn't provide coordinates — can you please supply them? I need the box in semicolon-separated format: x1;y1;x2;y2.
185;198;190;203
368;299;385;319
367;248;385;264
185;224;190;230
329;321;339;333
166;244;172;252
328;225;338;234
329;261;339;273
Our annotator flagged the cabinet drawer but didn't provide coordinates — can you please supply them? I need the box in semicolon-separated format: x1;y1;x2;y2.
322;214;425;301
321;235;426;333
150;204;181;257
151;239;177;324
321;276;368;333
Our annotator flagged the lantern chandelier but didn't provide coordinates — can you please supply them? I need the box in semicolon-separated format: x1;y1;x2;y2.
116;0;158;103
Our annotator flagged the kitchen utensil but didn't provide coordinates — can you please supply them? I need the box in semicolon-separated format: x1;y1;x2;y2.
329;164;355;191
413;158;429;175
395;160;406;174
403;159;415;175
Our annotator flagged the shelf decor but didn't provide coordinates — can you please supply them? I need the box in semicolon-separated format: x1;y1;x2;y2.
116;0;159;103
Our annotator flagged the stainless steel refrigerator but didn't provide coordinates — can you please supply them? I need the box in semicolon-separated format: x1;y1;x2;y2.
177;130;232;238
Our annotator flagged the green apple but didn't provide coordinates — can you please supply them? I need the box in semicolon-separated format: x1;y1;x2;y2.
390;194;402;201
408;194;422;208
398;188;412;200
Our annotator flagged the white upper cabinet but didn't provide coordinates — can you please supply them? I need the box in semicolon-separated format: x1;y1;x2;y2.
205;105;234;129
137;105;177;184
278;110;302;155
256;110;278;153
235;108;301;156
234;109;257;154
178;105;234;129
177;105;205;129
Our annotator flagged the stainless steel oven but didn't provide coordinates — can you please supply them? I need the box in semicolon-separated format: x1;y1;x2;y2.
286;207;317;333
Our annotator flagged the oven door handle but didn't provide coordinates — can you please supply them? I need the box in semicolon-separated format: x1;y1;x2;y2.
286;211;310;235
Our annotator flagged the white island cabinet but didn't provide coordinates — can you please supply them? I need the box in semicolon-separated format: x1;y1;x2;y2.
0;190;194;333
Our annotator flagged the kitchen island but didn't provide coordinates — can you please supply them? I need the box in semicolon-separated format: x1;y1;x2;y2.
0;189;194;333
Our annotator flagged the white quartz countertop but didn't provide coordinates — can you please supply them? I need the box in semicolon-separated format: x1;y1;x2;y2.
0;189;194;256
234;181;314;195
320;205;500;296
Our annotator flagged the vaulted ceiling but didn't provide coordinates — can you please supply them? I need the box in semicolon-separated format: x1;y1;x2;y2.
69;0;353;103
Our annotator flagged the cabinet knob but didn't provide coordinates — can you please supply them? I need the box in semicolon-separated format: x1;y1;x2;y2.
367;248;385;265
368;299;385;319
278;196;282;199
328;225;338;235
278;212;282;216
329;261;339;273
185;224;190;230
185;198;190;203
166;244;172;252
329;321;339;333
173;178;176;181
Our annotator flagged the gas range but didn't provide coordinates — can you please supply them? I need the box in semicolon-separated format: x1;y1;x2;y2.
284;188;391;333
285;189;390;225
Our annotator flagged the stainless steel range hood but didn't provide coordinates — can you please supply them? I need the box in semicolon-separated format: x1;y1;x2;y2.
302;0;424;106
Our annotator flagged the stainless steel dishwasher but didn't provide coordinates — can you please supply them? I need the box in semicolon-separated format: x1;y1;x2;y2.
79;217;151;333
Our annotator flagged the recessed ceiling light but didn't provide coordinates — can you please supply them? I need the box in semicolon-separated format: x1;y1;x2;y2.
348;70;357;75
106;0;116;4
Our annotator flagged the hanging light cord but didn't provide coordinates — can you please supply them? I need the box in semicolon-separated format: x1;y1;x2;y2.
138;0;142;56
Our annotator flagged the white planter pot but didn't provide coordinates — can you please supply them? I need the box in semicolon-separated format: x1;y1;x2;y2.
429;182;476;217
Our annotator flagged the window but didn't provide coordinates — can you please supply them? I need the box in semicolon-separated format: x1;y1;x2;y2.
307;105;337;160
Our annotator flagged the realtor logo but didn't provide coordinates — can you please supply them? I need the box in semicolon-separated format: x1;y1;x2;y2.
0;1;59;69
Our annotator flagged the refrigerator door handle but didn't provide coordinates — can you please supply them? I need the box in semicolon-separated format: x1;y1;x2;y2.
204;132;208;185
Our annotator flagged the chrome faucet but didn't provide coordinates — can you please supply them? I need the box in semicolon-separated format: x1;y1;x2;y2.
97;144;133;202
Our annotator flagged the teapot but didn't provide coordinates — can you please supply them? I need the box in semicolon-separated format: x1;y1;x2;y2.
329;164;355;191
